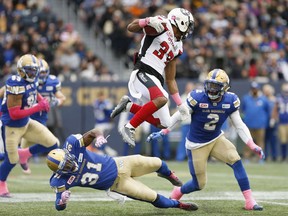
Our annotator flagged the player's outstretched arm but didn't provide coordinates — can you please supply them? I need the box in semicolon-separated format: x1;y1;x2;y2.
147;111;182;143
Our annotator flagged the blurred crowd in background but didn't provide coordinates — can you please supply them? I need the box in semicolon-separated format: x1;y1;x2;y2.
0;0;287;162
0;0;288;82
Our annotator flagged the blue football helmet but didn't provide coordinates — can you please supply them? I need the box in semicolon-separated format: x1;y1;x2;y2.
204;69;230;101
17;54;39;82
46;149;78;174
38;59;50;84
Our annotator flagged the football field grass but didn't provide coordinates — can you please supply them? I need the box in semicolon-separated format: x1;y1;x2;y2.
0;159;287;216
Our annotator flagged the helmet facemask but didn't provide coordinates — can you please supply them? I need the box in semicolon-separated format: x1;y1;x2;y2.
204;69;230;101
17;54;39;83
38;60;50;84
204;80;226;100
168;8;194;41
47;149;79;175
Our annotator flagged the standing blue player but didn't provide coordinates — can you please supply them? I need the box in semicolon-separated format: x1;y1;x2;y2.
46;127;198;212
19;58;66;174
0;54;59;197
147;69;264;211
271;82;288;161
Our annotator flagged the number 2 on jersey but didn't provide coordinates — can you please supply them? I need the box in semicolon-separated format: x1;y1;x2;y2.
204;113;219;131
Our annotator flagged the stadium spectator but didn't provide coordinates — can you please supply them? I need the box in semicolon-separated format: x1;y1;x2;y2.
87;91;117;157
262;84;278;162
46;127;198;212
110;8;194;147
66;0;288;81
0;54;59;197
241;81;270;163
147;69;264;211
271;83;288;162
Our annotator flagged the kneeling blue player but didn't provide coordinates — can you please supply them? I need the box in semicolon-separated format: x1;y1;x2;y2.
46;128;198;211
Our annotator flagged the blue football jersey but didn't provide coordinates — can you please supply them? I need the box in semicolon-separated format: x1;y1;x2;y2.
93;99;113;124
50;134;118;191
31;75;61;124
276;94;288;124
186;89;240;143
1;75;38;127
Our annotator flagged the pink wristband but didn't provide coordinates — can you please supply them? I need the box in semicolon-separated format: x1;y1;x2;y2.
171;93;182;106
139;18;149;28
246;139;257;149
162;129;170;135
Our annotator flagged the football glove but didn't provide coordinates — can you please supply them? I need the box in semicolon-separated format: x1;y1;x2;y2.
147;16;165;33
177;103;190;121
61;190;71;204
95;135;108;147
146;131;164;143
38;98;50;112
247;140;265;159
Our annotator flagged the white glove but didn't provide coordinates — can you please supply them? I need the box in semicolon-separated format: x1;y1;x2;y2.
61;190;71;204
269;118;276;128
177;103;190;121
95;135;108;147
147;16;165;33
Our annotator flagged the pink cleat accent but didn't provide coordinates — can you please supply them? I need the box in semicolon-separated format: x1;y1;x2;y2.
170;186;183;200
0;181;11;198
18;148;32;174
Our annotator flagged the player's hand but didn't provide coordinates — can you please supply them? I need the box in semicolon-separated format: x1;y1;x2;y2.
61;190;71;204
147;16;165;33
269;118;276;128
253;146;265;160
95;135;108;147
50;97;60;107
177;103;190;121
247;140;265;159
38;98;50;112
146;131;164;143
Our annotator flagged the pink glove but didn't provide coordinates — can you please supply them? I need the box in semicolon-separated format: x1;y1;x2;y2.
38;98;50;112
246;140;265;159
61;190;71;204
95;135;108;147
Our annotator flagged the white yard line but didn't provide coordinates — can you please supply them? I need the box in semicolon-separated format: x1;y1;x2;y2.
1;191;288;204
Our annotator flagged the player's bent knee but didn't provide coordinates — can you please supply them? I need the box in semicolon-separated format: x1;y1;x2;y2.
227;150;241;164
7;153;19;164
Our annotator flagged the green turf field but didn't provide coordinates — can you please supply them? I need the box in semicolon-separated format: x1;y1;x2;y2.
0;159;287;216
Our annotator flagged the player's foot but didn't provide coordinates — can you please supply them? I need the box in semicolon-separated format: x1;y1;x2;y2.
18;149;32;174
20;163;32;174
170;186;183;200
0;181;11;198
178;201;198;211
245;203;263;211
110;95;131;118
119;125;135;147
157;171;183;186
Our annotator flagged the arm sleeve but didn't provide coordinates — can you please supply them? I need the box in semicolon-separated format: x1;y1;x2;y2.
167;105;192;132
8;105;42;120
229;110;252;144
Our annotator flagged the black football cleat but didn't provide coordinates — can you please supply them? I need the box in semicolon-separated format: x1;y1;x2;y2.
178;202;198;211
110;95;131;118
